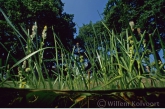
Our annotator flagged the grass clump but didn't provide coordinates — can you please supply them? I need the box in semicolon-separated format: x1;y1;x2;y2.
0;8;165;90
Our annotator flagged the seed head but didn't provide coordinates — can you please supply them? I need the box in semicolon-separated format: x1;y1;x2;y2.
137;28;141;35
80;55;83;59
64;68;68;71
80;59;84;63
128;36;132;41
129;21;135;28
25;68;31;72
129;21;135;31
130;40;134;45
42;25;47;39
31;22;37;39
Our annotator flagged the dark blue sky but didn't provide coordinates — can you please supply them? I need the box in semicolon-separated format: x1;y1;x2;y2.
61;0;108;36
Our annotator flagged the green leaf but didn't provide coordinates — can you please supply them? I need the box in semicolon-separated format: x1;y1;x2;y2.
10;47;54;69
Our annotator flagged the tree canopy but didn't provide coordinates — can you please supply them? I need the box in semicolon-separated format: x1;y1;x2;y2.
103;0;165;61
0;0;76;66
76;21;107;50
104;0;165;34
77;0;165;62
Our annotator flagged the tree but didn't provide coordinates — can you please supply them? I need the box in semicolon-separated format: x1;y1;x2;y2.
104;0;165;34
76;21;107;50
0;0;76;67
103;0;165;66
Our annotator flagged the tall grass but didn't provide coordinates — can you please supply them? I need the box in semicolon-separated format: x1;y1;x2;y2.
0;8;165;90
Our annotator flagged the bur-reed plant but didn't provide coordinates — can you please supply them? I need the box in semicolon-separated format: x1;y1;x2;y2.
0;8;165;90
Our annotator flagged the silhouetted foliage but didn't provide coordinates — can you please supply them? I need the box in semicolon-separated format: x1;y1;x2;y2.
0;0;76;66
103;0;165;61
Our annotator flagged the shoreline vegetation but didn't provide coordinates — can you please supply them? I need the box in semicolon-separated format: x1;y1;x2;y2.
0;7;165;90
0;0;165;107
